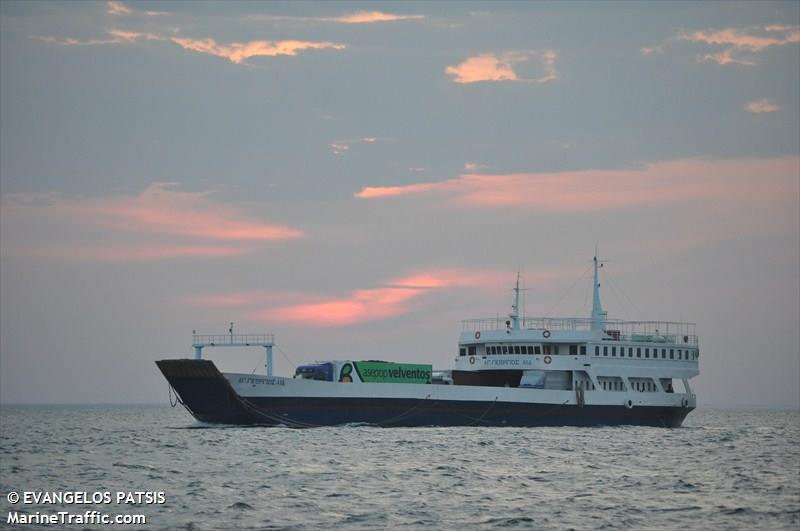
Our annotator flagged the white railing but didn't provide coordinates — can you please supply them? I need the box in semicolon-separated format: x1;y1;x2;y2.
192;333;274;346
461;317;698;345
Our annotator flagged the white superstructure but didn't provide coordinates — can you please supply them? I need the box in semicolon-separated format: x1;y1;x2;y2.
453;256;699;409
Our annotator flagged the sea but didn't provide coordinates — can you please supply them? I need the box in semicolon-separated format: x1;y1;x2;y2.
1;405;798;530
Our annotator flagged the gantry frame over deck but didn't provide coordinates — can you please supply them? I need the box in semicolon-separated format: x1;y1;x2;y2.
192;330;276;376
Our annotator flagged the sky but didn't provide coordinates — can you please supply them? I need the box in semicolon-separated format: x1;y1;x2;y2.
0;1;798;407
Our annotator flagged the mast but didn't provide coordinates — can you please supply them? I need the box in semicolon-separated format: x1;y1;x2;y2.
510;271;521;331
591;252;607;333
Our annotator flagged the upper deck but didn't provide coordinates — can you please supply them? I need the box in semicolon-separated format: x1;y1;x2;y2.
461;317;698;346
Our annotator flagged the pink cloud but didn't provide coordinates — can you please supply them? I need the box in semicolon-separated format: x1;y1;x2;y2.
445;50;558;84
171;37;345;64
258;287;421;327
36;182;304;241
332;11;425;24
182;268;513;327
745;98;780;113
180;267;590;328
107;29;161;42
354;157;799;211
2;183;303;262
13;244;249;262
251;11;424;24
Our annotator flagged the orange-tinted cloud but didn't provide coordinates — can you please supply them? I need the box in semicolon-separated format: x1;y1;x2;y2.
644;25;799;66
251;11;424;24
184;268;513;327
107;1;131;15
332;11;425;24
35;182;304;241
107;29;161;41
745;98;780;113
329;137;383;155
445;50;558;84
1;183;302;262
32;29;160;46
171;37;345;64
355;157;799;210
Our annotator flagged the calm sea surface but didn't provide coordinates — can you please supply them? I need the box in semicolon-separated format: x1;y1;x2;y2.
1;405;798;530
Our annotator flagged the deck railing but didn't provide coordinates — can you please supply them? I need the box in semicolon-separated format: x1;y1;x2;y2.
461;317;698;345
192;333;274;346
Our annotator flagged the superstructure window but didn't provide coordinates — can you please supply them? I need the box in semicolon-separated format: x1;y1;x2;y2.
459;348;466;356
502;346;508;354
637;347;641;358
670;349;674;360
514;346;521;354
629;347;633;357
469;346;476;356
678;350;682;360
570;345;578;355
595;346;599;356
662;349;667;359
554;345;560;355
645;349;649;358
580;346;587;355
603;346;608;356
534;346;541;355
612;347;616;357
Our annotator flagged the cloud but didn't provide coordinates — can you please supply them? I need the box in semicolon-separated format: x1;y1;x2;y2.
194;269;509;327
108;29;162;41
184;267;577;327
744;98;780;113
354;157;799;211
106;1;131;15
34;31;344;65
1;183;303;262
170;37;345;64
251;11;425;24
32;29;161;47
329;143;350;155
464;162;488;171
644;25;800;65
331;11;425;24
445;50;558;84
13;243;250;263
329;137;383;155
32;34;124;47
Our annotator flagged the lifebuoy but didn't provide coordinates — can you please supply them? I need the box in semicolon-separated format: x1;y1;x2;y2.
469;356;476;365
474;331;481;340
543;355;552;364
542;330;551;338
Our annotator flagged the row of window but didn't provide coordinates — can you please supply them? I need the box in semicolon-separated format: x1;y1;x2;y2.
578;379;662;392
458;343;698;361
481;344;588;356
594;345;697;361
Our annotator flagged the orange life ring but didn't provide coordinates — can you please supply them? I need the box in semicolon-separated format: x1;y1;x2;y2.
542;330;551;338
474;331;481;340
544;355;552;364
469;356;476;365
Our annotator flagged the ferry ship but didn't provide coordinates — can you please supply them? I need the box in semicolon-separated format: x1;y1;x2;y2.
157;256;699;427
